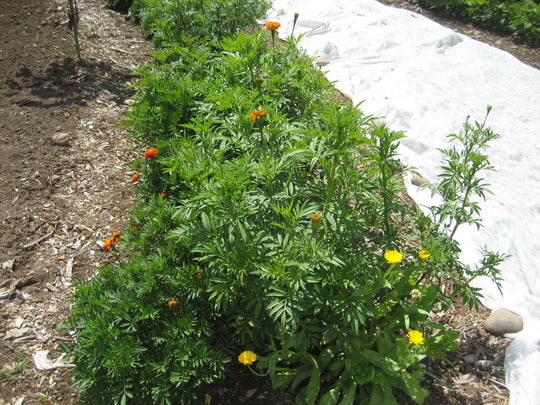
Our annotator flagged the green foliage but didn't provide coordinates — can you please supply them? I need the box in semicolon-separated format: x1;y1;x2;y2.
409;0;540;46
67;2;508;404
130;0;271;46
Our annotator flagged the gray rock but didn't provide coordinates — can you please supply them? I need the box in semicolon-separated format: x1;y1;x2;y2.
1;259;15;270
484;308;524;336
411;175;430;186
51;132;71;146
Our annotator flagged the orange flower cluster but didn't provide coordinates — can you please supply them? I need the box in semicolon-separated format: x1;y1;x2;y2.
311;213;322;223
131;225;139;232
144;147;158;159
131;172;140;183
160;191;168;198
265;21;281;30
249;109;267;120
195;272;204;280
102;231;121;251
169;299;178;310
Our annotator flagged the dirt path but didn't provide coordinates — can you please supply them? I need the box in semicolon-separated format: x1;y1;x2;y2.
0;0;151;403
1;0;535;403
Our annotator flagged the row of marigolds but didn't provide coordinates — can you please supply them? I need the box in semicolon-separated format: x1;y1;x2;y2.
69;1;506;403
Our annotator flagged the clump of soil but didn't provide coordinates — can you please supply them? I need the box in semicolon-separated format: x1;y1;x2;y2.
1;0;535;403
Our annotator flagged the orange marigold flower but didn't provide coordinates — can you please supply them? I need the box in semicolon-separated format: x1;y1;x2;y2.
195;272;204;280
265;21;281;31
112;231;121;238
160;191;168;198
169;299;178;310
311;213;322;223
131;172;140;183
249;109;267;120
130;226;139;232
102;237;117;252
144;147;158;159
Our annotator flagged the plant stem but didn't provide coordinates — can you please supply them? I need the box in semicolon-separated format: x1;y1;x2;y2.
67;0;81;60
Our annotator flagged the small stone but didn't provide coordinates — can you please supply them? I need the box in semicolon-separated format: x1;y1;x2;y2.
484;308;524;336
1;259;15;270
475;360;494;370
411;175;430;186
315;59;330;67
463;354;476;364
51;132;71;146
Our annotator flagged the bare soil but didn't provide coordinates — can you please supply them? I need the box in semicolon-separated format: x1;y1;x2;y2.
0;0;536;404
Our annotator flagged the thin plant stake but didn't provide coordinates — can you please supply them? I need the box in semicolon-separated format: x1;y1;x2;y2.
67;0;81;60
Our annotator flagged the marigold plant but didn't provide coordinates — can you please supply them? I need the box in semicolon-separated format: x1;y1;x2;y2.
144;147;158;158
265;21;280;31
249;109;267;120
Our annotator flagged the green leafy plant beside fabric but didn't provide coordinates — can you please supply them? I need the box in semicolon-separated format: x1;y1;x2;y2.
409;0;540;46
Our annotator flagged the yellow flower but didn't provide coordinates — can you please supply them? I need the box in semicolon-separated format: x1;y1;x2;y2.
249;109;267;120
238;351;257;365
311;213;322;223
418;249;431;259
384;250;402;264
406;330;425;345
265;21;281;31
255;77;264;83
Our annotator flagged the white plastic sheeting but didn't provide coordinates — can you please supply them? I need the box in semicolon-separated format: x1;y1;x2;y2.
267;1;540;403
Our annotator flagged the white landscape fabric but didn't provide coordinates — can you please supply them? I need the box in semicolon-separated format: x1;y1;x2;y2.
267;1;540;403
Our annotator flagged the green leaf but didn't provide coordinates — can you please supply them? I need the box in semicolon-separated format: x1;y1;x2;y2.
401;373;428;404
338;382;357;405
319;387;340;405
370;383;397;405
305;367;321;405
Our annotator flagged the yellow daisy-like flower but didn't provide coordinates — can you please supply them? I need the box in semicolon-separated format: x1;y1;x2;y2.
418;249;431;259
265;21;281;31
238;351;257;365
384;250;402;264
255;77;264;83
406;330;425;345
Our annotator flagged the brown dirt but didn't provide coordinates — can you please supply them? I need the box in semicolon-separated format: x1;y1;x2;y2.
0;0;536;404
